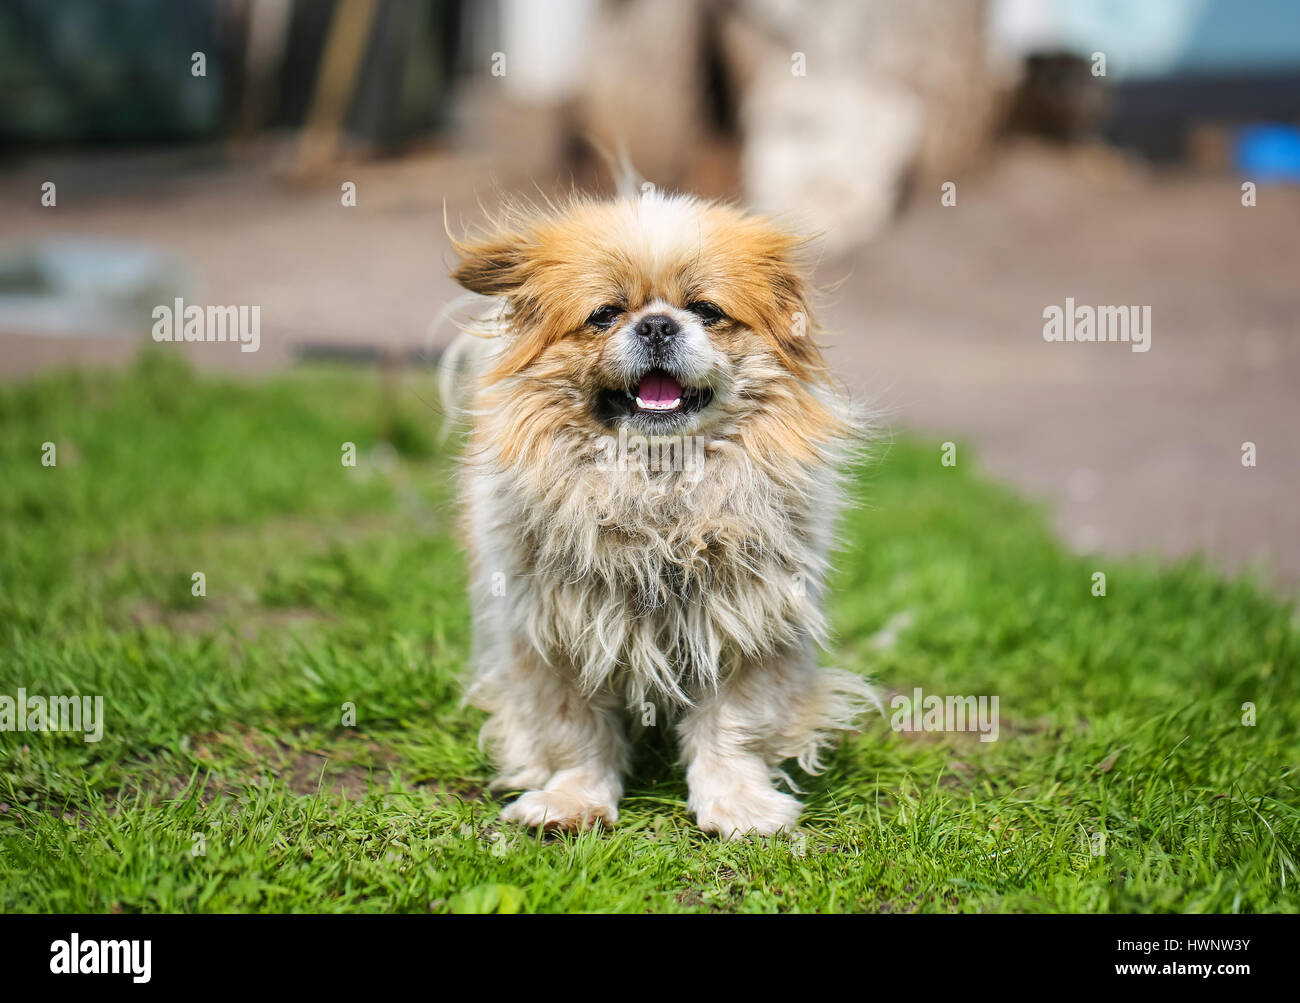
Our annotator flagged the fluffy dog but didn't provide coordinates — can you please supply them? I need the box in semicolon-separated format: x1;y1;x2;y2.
441;184;875;838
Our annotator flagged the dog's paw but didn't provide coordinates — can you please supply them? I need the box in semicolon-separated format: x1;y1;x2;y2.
691;786;802;840
499;789;618;833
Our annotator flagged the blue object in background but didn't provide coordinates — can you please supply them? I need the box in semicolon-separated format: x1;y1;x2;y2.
1235;124;1300;184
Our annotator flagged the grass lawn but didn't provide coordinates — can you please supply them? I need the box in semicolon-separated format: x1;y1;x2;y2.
1;353;1296;914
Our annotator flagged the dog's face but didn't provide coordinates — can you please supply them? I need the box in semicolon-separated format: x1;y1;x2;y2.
451;191;844;459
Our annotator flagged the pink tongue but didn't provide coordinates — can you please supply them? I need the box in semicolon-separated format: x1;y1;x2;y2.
637;371;683;406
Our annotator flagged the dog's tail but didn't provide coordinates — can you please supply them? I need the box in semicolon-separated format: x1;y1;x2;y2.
785;668;883;780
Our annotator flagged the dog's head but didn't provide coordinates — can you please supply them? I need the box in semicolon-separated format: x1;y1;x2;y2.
450;189;848;463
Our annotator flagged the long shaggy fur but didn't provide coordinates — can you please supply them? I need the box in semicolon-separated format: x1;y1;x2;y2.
442;188;876;838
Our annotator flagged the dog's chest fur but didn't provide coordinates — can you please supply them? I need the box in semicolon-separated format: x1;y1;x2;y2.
468;440;839;706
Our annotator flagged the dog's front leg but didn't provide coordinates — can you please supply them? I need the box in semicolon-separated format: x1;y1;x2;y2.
481;654;628;832
678;696;803;840
678;647;876;839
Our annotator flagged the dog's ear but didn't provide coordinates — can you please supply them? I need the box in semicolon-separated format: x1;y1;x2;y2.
722;219;828;381
450;232;531;297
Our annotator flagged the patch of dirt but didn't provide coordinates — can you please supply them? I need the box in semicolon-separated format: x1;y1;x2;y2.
284;752;385;799
938;759;975;789
105;510;433;639
187;723;490;804
128;600;331;639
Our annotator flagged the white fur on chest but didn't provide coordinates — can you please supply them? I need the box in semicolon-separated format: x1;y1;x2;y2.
465;440;841;708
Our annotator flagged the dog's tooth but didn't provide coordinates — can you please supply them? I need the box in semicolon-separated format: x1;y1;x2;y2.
634;396;682;412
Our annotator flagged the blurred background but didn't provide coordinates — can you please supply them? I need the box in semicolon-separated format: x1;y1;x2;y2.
1;0;1298;582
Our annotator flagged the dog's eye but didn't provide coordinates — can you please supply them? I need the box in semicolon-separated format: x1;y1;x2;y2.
587;305;623;329
687;301;726;324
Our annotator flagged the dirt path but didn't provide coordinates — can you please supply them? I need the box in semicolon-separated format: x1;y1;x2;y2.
824;145;1299;586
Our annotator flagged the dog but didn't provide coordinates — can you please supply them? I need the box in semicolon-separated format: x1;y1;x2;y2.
440;182;876;839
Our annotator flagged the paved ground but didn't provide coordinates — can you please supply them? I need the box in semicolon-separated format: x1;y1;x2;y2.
2;140;1296;586
828;144;1299;586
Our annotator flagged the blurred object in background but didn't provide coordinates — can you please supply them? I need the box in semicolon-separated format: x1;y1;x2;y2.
574;0;736;195
1235;122;1300;184
278;0;463;177
568;0;1002;253
0;0;235;144
0;0;465;157
994;0;1300;164
0;238;189;337
5;0;1297;208
734;0;999;254
1006;51;1108;142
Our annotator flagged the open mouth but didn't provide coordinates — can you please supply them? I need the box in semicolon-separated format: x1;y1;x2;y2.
595;369;713;424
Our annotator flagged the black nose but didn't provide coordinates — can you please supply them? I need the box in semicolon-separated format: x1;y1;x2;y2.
635;314;679;348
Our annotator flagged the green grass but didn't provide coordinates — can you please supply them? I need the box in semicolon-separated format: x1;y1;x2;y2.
1;352;1297;913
